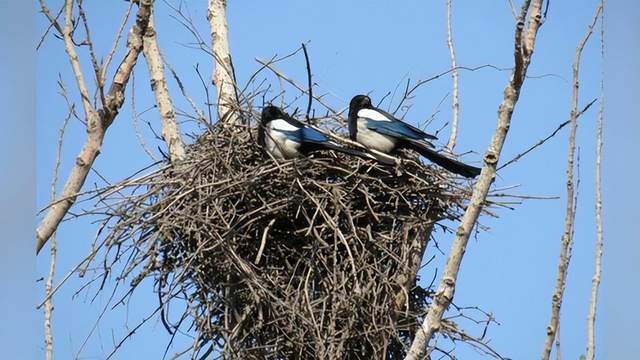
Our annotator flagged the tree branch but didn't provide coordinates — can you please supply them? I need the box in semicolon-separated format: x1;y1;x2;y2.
445;0;460;152
541;4;603;359
43;89;72;360
301;42;313;122
586;4;604;360
142;9;186;162
35;0;153;254
62;0;95;118
404;1;545;358
498;98;597;171
207;0;240;125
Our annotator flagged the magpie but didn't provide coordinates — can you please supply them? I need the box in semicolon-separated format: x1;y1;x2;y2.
259;105;385;162
348;95;481;178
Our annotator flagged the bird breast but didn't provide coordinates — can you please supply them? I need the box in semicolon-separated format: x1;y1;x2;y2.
356;118;397;153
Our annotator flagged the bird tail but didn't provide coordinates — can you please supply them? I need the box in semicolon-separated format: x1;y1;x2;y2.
322;142;396;165
406;141;481;178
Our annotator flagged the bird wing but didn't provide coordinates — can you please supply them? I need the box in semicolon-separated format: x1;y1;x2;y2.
272;113;326;143
358;108;437;141
299;126;330;144
374;108;438;140
273;121;332;146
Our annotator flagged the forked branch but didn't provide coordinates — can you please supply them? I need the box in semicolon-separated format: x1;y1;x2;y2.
36;0;153;254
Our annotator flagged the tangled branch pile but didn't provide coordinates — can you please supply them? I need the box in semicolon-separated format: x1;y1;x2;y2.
99;115;478;358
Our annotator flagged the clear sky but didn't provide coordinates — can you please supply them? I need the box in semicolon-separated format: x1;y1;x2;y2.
6;0;633;359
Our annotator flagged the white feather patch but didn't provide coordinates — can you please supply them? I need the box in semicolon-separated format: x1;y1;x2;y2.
358;108;391;122
269;118;300;131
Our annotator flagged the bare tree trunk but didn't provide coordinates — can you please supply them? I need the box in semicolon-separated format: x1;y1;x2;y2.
445;0;460;152
404;1;546;358
36;0;153;254
540;5;603;359
142;10;185;162
207;0;239;126
586;3;605;359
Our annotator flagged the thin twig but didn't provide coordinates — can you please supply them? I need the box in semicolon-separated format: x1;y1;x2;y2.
498;98;597;171
301;42;313;122
101;1;134;83
131;71;159;161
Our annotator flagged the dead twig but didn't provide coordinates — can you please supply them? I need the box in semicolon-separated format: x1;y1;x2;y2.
301;42;313;122
498;98;597;171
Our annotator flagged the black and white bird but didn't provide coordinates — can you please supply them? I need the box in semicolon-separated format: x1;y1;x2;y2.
348;95;481;178
258;105;382;162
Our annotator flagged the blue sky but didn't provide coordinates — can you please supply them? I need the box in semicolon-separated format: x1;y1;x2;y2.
22;0;638;359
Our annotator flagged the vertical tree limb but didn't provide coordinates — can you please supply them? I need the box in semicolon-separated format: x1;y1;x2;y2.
444;0;460;152
207;0;239;125
403;1;545;358
44;99;71;360
541;4;603;359
586;2;605;359
36;0;153;254
142;9;186;162
62;0;95;118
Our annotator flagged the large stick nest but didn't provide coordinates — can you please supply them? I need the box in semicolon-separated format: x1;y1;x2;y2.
100;116;476;359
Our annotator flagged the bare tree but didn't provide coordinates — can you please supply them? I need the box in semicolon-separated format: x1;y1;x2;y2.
541;4;603;359
404;1;546;358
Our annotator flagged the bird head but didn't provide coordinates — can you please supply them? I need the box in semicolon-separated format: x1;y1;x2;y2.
261;105;287;124
349;95;372;113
